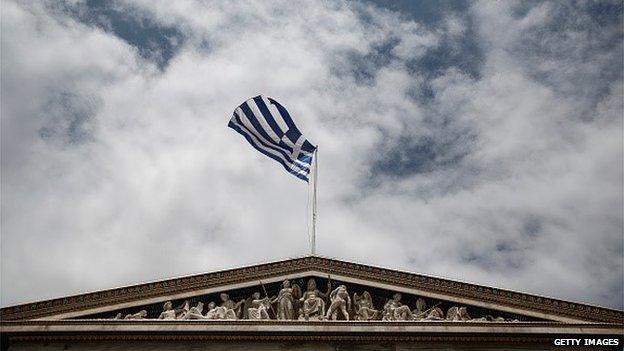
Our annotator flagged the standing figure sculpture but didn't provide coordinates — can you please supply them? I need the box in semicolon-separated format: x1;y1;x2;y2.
299;279;329;320
248;292;273;320
353;291;379;320
271;280;300;320
325;285;351;320
382;293;413;321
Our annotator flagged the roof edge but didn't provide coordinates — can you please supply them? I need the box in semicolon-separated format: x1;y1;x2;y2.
1;256;622;324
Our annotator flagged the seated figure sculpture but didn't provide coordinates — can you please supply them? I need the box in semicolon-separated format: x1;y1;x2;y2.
158;301;177;320
179;302;205;320
248;292;273;320
446;306;460;321
220;293;245;319
412;298;428;321
204;301;237;320
325;285;351;320
446;306;471;321
458;307;471;321
299;279;329;321
353;291;378;320
382;293;412;321
299;290;325;320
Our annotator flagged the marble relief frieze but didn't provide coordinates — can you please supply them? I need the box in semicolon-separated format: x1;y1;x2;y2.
96;277;530;322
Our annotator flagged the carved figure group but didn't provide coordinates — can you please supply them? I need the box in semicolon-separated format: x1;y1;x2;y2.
110;279;520;323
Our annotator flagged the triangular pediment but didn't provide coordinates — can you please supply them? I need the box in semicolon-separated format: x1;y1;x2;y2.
1;256;622;324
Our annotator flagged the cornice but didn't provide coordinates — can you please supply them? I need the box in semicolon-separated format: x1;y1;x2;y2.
1;256;622;324
2;320;622;344
5;334;556;344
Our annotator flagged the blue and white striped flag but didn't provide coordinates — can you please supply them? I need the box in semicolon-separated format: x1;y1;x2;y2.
228;95;316;182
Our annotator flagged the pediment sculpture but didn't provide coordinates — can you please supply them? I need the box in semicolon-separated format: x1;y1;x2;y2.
104;277;525;323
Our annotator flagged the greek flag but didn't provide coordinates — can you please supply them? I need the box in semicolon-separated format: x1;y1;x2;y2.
228;95;316;181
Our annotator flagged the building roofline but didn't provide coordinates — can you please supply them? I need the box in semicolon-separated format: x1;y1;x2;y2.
1;255;622;324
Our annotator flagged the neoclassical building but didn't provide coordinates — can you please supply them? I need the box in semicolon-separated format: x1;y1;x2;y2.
1;256;622;350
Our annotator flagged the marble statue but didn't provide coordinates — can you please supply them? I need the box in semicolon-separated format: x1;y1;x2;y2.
106;280;526;323
412;298;427;321
204;302;219;319
124;310;147;320
444;306;471;321
271;280;300;320
158;301;177;320
248;292;272;320
204;301;237;320
299;279;328;320
382;293;412;321
353;291;378;320
458;307;471;321
423;306;444;320
179;302;205;320
220;293;245;319
325;285;351;320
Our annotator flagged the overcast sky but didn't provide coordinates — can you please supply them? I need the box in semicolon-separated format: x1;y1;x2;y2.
1;0;622;310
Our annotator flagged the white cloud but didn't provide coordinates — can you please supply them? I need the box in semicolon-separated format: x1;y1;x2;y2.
1;0;622;310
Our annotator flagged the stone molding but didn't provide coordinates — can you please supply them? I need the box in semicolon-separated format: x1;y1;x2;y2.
1;256;622;323
5;335;556;344
2;319;623;332
2;320;622;345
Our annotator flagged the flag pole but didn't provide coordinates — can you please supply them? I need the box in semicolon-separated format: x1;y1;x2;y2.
310;148;318;255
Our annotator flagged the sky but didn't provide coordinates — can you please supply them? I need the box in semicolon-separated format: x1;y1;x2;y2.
1;0;622;310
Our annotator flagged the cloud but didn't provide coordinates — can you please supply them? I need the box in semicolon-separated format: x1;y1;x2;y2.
1;0;622;310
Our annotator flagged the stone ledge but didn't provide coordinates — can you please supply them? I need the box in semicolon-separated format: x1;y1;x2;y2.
2;320;623;335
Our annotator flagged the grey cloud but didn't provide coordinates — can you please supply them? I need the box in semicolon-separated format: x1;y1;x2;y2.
1;0;622;310
49;0;186;70
39;91;100;145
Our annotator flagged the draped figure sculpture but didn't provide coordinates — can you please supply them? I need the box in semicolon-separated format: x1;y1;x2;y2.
179;302;205;320
220;293;245;319
248;292;273;320
204;301;237;319
299;279;329;320
447;306;471;321
158;301;177;320
412;298;428;321
271;280;301;320
353;291;379;320
325;285;351;320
